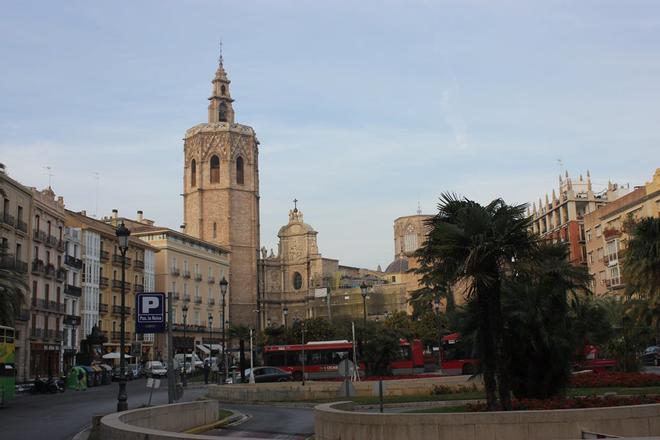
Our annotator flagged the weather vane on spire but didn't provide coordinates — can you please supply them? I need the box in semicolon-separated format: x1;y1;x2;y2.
218;40;224;67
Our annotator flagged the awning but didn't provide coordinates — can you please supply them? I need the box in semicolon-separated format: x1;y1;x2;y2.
102;352;134;360
197;344;210;355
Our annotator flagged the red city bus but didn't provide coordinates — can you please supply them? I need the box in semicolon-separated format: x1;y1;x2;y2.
263;339;425;380
441;332;478;375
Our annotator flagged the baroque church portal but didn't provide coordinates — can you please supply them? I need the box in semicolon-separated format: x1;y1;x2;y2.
182;53;260;327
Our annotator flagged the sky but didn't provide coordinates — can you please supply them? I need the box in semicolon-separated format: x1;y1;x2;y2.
1;1;658;270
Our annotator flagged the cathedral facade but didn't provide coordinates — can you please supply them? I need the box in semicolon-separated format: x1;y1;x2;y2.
182;56;260;327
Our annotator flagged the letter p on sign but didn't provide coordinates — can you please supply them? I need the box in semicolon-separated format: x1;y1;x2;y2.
142;296;159;313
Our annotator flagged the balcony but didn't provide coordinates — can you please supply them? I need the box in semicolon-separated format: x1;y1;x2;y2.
173;292;180;301
182;270;191;279
194;273;203;282
134;284;144;293
112;254;132;266
208;298;215;306
16;219;27;233
34;261;44;276
57;239;65;251
45;329;64;341
30;328;44;339
99;303;109;313
603;227;622;240
112;279;132;291
112;305;132;315
45;234;58;248
207;276;215;284
33;229;47;242
134;260;145;270
64;315;82;326
48;300;65;313
0;255;27;273
64;284;82;297
44;263;56;279
100;250;109;261
56;267;67;282
3;212;15;228
65;254;83;269
99;276;109;288
194;297;202;304
183;294;191;302
170;267;180;276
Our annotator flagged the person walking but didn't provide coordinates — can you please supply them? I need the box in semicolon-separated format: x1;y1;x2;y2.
203;358;211;384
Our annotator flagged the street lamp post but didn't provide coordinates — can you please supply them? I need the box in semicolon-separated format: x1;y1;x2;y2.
219;276;228;385
434;293;442;371
182;304;188;387
115;222;130;412
208;313;213;361
360;282;368;325
301;320;306;386
283;306;289;330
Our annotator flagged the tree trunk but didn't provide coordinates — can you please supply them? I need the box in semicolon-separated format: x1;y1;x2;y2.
476;290;498;410
491;287;512;410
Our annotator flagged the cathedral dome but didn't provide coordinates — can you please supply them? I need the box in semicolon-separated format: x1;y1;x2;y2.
385;257;409;274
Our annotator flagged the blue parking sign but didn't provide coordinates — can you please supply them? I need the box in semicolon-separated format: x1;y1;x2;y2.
136;292;166;333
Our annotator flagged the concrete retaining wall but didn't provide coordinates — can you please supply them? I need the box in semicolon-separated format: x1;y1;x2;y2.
208;375;479;402
99;400;233;440
314;401;660;440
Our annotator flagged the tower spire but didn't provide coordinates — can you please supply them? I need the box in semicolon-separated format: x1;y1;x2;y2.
218;40;223;67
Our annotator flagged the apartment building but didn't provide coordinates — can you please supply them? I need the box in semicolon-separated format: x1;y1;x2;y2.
62;226;83;370
107;210;230;360
29;186;67;377
530;171;630;266
0;164;32;380
584;169;660;296
66;210;157;360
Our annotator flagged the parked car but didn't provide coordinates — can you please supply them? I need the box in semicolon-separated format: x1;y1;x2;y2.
143;361;168;377
641;346;660;366
242;366;292;383
111;364;141;381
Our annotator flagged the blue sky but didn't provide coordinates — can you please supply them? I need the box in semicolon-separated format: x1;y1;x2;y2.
1;1;658;269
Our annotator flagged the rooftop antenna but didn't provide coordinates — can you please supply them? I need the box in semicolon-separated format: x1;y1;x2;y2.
44;166;54;188
417;199;422;215
93;172;100;218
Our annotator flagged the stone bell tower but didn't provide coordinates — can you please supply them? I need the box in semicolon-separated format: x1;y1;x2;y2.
182;49;261;327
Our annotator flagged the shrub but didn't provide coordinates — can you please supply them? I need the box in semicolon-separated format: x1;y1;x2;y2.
466;395;660;412
569;372;660;388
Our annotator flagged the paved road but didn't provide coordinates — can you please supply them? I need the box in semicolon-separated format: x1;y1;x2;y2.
210;404;314;439
0;378;207;440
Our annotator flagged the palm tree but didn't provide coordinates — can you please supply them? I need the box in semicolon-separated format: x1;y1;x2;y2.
623;217;660;300
0;243;27;326
503;242;593;398
415;193;534;410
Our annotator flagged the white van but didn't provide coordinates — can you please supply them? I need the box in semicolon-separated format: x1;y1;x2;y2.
174;353;203;370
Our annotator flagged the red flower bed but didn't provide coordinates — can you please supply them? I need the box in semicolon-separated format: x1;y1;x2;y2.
569;372;660;388
467;395;660;412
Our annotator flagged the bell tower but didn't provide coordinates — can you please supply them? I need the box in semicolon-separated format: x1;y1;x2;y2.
182;49;261;327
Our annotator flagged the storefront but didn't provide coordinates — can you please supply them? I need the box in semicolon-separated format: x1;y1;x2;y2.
30;342;61;377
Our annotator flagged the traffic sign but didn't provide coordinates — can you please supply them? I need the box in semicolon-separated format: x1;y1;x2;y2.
136;292;166;333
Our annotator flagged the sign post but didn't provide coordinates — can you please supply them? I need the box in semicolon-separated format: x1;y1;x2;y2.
136;293;166;334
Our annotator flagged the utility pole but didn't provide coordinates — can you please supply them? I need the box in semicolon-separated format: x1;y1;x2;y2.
167;291;175;403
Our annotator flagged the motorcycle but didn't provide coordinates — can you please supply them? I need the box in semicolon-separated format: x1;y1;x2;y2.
31;376;66;394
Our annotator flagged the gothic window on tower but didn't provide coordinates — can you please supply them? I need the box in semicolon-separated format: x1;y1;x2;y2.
236;156;244;185
218;103;228;122
210;155;220;183
293;272;303;290
190;159;197;187
404;225;418;253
